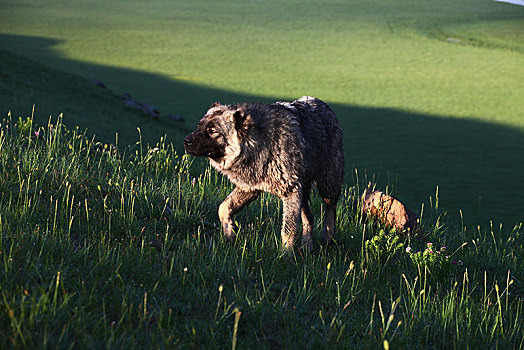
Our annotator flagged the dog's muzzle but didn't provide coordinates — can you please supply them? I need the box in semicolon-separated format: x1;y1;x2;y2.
183;134;196;154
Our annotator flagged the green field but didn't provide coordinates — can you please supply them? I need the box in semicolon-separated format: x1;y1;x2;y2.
1;0;523;227
2;2;523;346
0;118;522;348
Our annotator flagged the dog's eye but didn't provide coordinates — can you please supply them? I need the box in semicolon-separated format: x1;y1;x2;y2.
208;128;218;134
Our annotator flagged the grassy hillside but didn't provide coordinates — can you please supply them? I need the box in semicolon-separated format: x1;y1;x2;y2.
0;117;522;348
0;0;523;227
0;0;522;124
0;0;521;118
0;50;189;147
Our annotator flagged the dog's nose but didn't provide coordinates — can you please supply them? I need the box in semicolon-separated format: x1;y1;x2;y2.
184;136;193;146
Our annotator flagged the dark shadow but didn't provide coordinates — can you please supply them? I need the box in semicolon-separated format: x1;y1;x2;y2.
1;33;523;228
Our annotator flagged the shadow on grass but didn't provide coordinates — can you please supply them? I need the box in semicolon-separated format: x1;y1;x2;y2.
1;33;523;228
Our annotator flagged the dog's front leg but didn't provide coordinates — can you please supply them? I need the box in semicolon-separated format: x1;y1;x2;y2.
281;189;302;250
218;187;260;240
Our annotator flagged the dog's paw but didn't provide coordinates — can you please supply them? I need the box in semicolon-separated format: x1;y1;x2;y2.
280;234;296;252
222;220;238;241
321;227;335;246
301;236;313;253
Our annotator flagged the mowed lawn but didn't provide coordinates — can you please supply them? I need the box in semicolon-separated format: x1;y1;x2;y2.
0;0;523;226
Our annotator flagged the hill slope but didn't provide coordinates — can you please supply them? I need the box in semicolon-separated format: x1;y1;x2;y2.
0;0;522;124
0;50;188;147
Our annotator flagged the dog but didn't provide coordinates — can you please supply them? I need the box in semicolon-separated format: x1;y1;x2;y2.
184;96;344;251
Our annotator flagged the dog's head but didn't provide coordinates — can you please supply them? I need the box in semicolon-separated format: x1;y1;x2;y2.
184;102;253;161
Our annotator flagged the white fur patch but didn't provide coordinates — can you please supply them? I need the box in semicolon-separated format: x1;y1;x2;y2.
297;96;316;102
206;106;223;116
275;101;297;112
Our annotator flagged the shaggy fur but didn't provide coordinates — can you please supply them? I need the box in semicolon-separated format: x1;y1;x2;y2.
184;96;344;250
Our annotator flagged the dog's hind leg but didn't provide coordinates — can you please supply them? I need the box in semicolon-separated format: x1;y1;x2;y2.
321;198;338;245
317;157;343;245
317;176;342;246
281;188;302;250
218;187;260;240
300;184;314;252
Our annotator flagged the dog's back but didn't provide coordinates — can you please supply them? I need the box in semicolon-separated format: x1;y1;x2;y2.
275;96;344;194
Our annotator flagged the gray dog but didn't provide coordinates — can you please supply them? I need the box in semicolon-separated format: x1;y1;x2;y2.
184;96;344;251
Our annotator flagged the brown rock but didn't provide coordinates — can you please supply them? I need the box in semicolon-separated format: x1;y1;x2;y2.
358;187;419;234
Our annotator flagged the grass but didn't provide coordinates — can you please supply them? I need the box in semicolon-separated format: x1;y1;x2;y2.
0;2;523;344
0;50;189;147
0;0;523;227
0;116;522;348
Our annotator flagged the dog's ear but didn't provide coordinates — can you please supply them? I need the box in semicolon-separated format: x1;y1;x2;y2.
210;101;222;108
230;109;253;136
